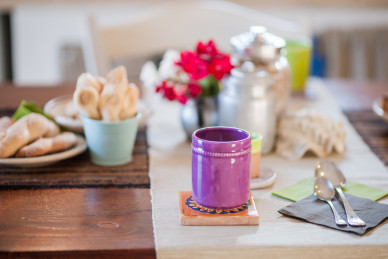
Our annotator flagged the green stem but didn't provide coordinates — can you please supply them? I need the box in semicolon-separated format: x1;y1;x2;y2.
199;75;219;97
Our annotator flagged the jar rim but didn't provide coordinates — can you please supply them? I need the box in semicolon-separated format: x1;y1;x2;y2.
193;126;250;143
192;126;251;154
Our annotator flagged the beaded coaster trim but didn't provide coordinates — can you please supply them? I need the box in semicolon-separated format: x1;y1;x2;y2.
185;196;249;214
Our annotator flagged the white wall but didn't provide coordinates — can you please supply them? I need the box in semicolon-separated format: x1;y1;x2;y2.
258;7;388;35
11;3;388;86
11;4;149;86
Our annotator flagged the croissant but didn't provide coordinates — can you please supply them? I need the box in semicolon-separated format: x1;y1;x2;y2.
0;113;49;158
16;132;77;158
0;116;14;141
43;119;60;137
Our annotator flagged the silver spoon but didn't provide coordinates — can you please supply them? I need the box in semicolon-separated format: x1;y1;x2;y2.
313;176;347;226
315;160;366;227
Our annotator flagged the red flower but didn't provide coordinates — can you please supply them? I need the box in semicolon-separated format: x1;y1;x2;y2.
176;51;208;80
208;54;234;80
196;40;218;56
187;83;202;98
156;40;234;103
176;93;188;104
197;40;233;80
156;81;176;101
175;85;188;104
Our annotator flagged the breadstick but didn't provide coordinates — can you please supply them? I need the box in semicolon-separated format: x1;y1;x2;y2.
106;65;128;85
95;76;106;92
100;66;135;121
76;73;103;93
73;73;102;120
99;82;126;121
119;83;139;120
16;132;77;158
0;113;49;158
73;86;101;120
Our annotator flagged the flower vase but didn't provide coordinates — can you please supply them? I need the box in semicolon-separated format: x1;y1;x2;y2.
180;96;218;140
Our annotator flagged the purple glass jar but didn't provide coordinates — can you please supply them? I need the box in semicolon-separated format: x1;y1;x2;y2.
191;127;251;209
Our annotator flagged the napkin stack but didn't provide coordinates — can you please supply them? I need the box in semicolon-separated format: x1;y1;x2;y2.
274;178;388;235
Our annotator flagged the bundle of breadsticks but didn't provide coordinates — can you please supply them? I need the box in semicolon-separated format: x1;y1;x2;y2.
73;66;139;121
0;113;77;158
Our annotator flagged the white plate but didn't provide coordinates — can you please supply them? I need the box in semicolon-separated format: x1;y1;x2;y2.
372;97;388;121
0;135;87;167
250;167;277;189
44;95;84;133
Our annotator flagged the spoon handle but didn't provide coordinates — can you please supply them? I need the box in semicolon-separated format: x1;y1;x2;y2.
335;187;366;227
327;200;347;226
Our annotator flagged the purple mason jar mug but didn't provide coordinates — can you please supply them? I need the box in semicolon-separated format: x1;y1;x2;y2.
191;127;251;209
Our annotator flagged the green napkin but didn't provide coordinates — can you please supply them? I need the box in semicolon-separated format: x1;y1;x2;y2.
272;177;388;202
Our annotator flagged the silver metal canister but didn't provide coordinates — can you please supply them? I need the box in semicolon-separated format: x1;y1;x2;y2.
218;26;290;154
218;62;276;154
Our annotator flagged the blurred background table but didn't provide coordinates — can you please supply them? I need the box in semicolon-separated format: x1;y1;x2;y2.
325;79;388;166
324;79;387;111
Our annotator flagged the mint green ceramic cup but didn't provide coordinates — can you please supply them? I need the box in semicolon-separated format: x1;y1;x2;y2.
81;114;140;166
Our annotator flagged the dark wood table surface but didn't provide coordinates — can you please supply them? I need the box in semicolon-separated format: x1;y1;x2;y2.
0;79;386;258
0;83;155;258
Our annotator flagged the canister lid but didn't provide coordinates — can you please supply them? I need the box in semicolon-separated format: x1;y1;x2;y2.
230;26;286;63
250;132;263;153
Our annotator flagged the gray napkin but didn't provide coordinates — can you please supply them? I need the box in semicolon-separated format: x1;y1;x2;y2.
278;193;388;235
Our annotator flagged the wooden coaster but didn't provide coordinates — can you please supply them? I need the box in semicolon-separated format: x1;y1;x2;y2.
178;191;259;226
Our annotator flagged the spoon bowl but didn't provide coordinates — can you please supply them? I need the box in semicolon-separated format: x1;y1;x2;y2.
313;176;335;200
313;176;347;226
315;160;345;187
